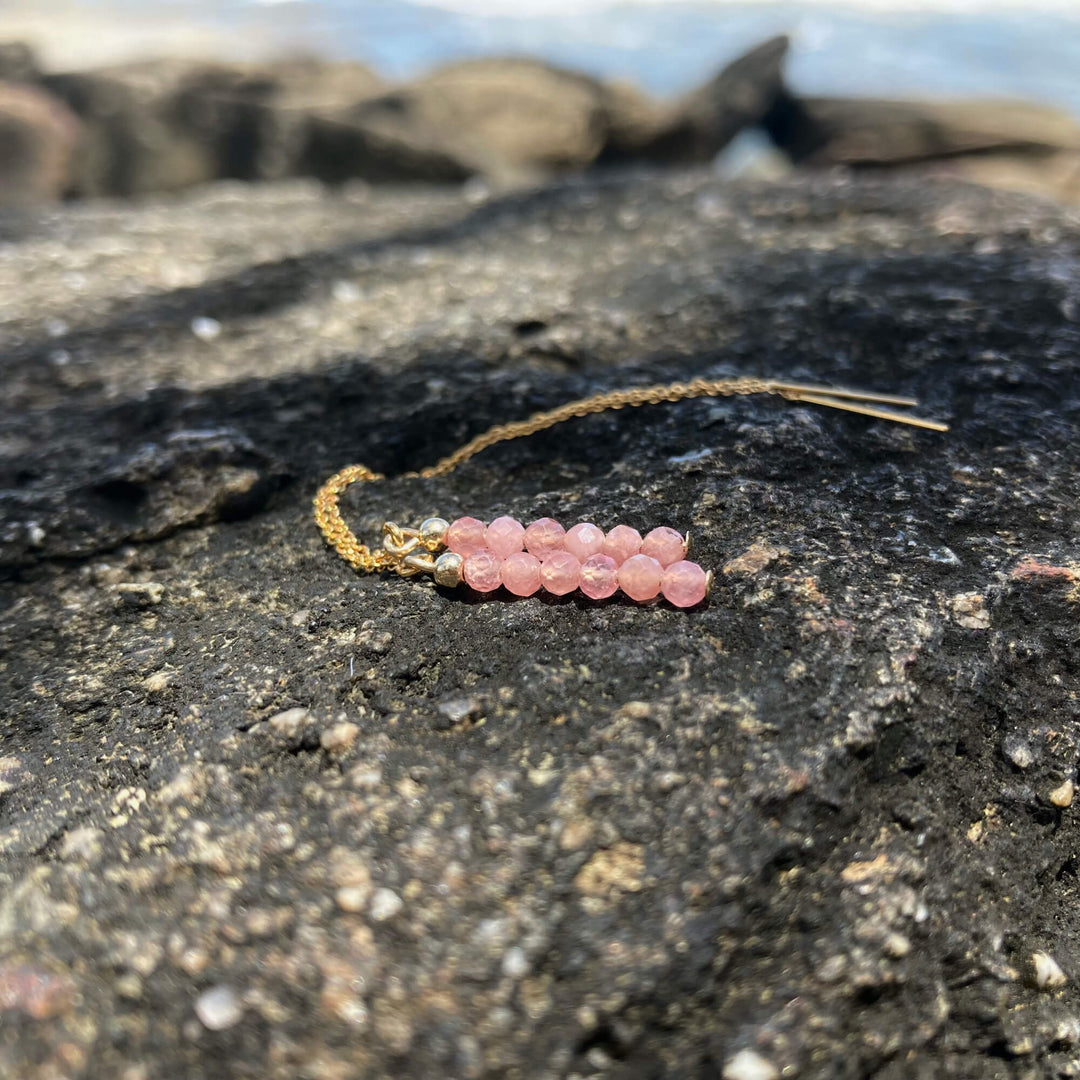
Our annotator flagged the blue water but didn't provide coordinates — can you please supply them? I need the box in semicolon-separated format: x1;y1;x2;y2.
85;0;1080;116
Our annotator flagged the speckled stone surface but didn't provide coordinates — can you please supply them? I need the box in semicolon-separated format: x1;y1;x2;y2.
1;172;1080;1079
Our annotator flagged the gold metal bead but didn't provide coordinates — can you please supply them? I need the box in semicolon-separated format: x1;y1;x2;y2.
420;517;450;549
433;551;464;587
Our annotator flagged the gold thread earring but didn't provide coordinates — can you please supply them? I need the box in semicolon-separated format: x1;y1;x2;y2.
314;377;947;608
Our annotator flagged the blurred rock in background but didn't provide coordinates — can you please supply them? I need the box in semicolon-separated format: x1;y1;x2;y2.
0;33;1078;205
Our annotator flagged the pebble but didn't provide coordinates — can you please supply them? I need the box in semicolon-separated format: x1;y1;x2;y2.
368;888;403;923
194;985;243;1030
320;721;359;754
1003;735;1035;770
268;707;313;739
501;947;529;979
190;316;222;342
722;1049;779;1080
1032;951;1068;990
336;886;372;913
1049;779;1075;808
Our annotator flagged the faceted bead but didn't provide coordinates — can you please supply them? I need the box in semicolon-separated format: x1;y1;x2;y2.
540;550;580;595
524;517;566;559
579;553;619;599
446;516;487;556
601;524;642;565
564;523;605;562
618;554;663;601
486;515;525;558
661;560;709;608
501;552;542;596
640;526;686;568
462;549;502;593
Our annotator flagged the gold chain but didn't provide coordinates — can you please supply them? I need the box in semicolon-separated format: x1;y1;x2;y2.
313;376;947;573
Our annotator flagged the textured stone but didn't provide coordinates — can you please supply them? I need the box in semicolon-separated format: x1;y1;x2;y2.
0;172;1078;1080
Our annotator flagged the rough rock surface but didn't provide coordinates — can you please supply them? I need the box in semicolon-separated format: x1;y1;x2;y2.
1;172;1080;1079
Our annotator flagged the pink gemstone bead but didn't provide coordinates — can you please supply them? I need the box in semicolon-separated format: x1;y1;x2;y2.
579;553;619;599
501;552;542;596
486;515;525;558
661;560;709;608
540;550;580;595
524;517;566;559
462;549;502;593
618;554;663;602
564;523;605;562
601;524;642;565
640;527;687;568
447;516;487;556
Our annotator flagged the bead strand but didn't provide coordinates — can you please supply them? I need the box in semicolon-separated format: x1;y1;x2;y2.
445;516;710;607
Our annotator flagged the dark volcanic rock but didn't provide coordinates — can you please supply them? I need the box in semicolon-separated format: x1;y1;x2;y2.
2;172;1080;1079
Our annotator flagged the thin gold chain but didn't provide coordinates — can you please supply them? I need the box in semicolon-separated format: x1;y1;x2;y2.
313;376;947;573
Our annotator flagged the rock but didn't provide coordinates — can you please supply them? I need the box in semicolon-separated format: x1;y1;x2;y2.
1;172;1080;1078
328;57;616;183
722;1049;780;1080
637;35;791;164
169;56;385;182
42;60;221;197
921;150;1080;207
0;427;286;566
0;41;42;84
368;888;403;923
194;985;243;1030
766;94;1080;167
42;56;384;196
302;106;474;185
0;80;81;204
1031;952;1068;991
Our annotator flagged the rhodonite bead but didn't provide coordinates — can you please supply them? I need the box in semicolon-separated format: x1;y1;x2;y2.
618;554;663;601
640;526;687;568
486;515;525;558
501;551;542;596
462;549;502;592
446;516;487;556
524;517;565;559
564;523;605;561
579;553;619;599
540;550;580;595
601;524;642;565
661;560;709;608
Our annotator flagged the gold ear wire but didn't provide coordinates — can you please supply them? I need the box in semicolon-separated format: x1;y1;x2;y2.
775;387;950;432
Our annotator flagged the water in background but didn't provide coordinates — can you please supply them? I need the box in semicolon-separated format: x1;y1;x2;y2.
73;0;1080;116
